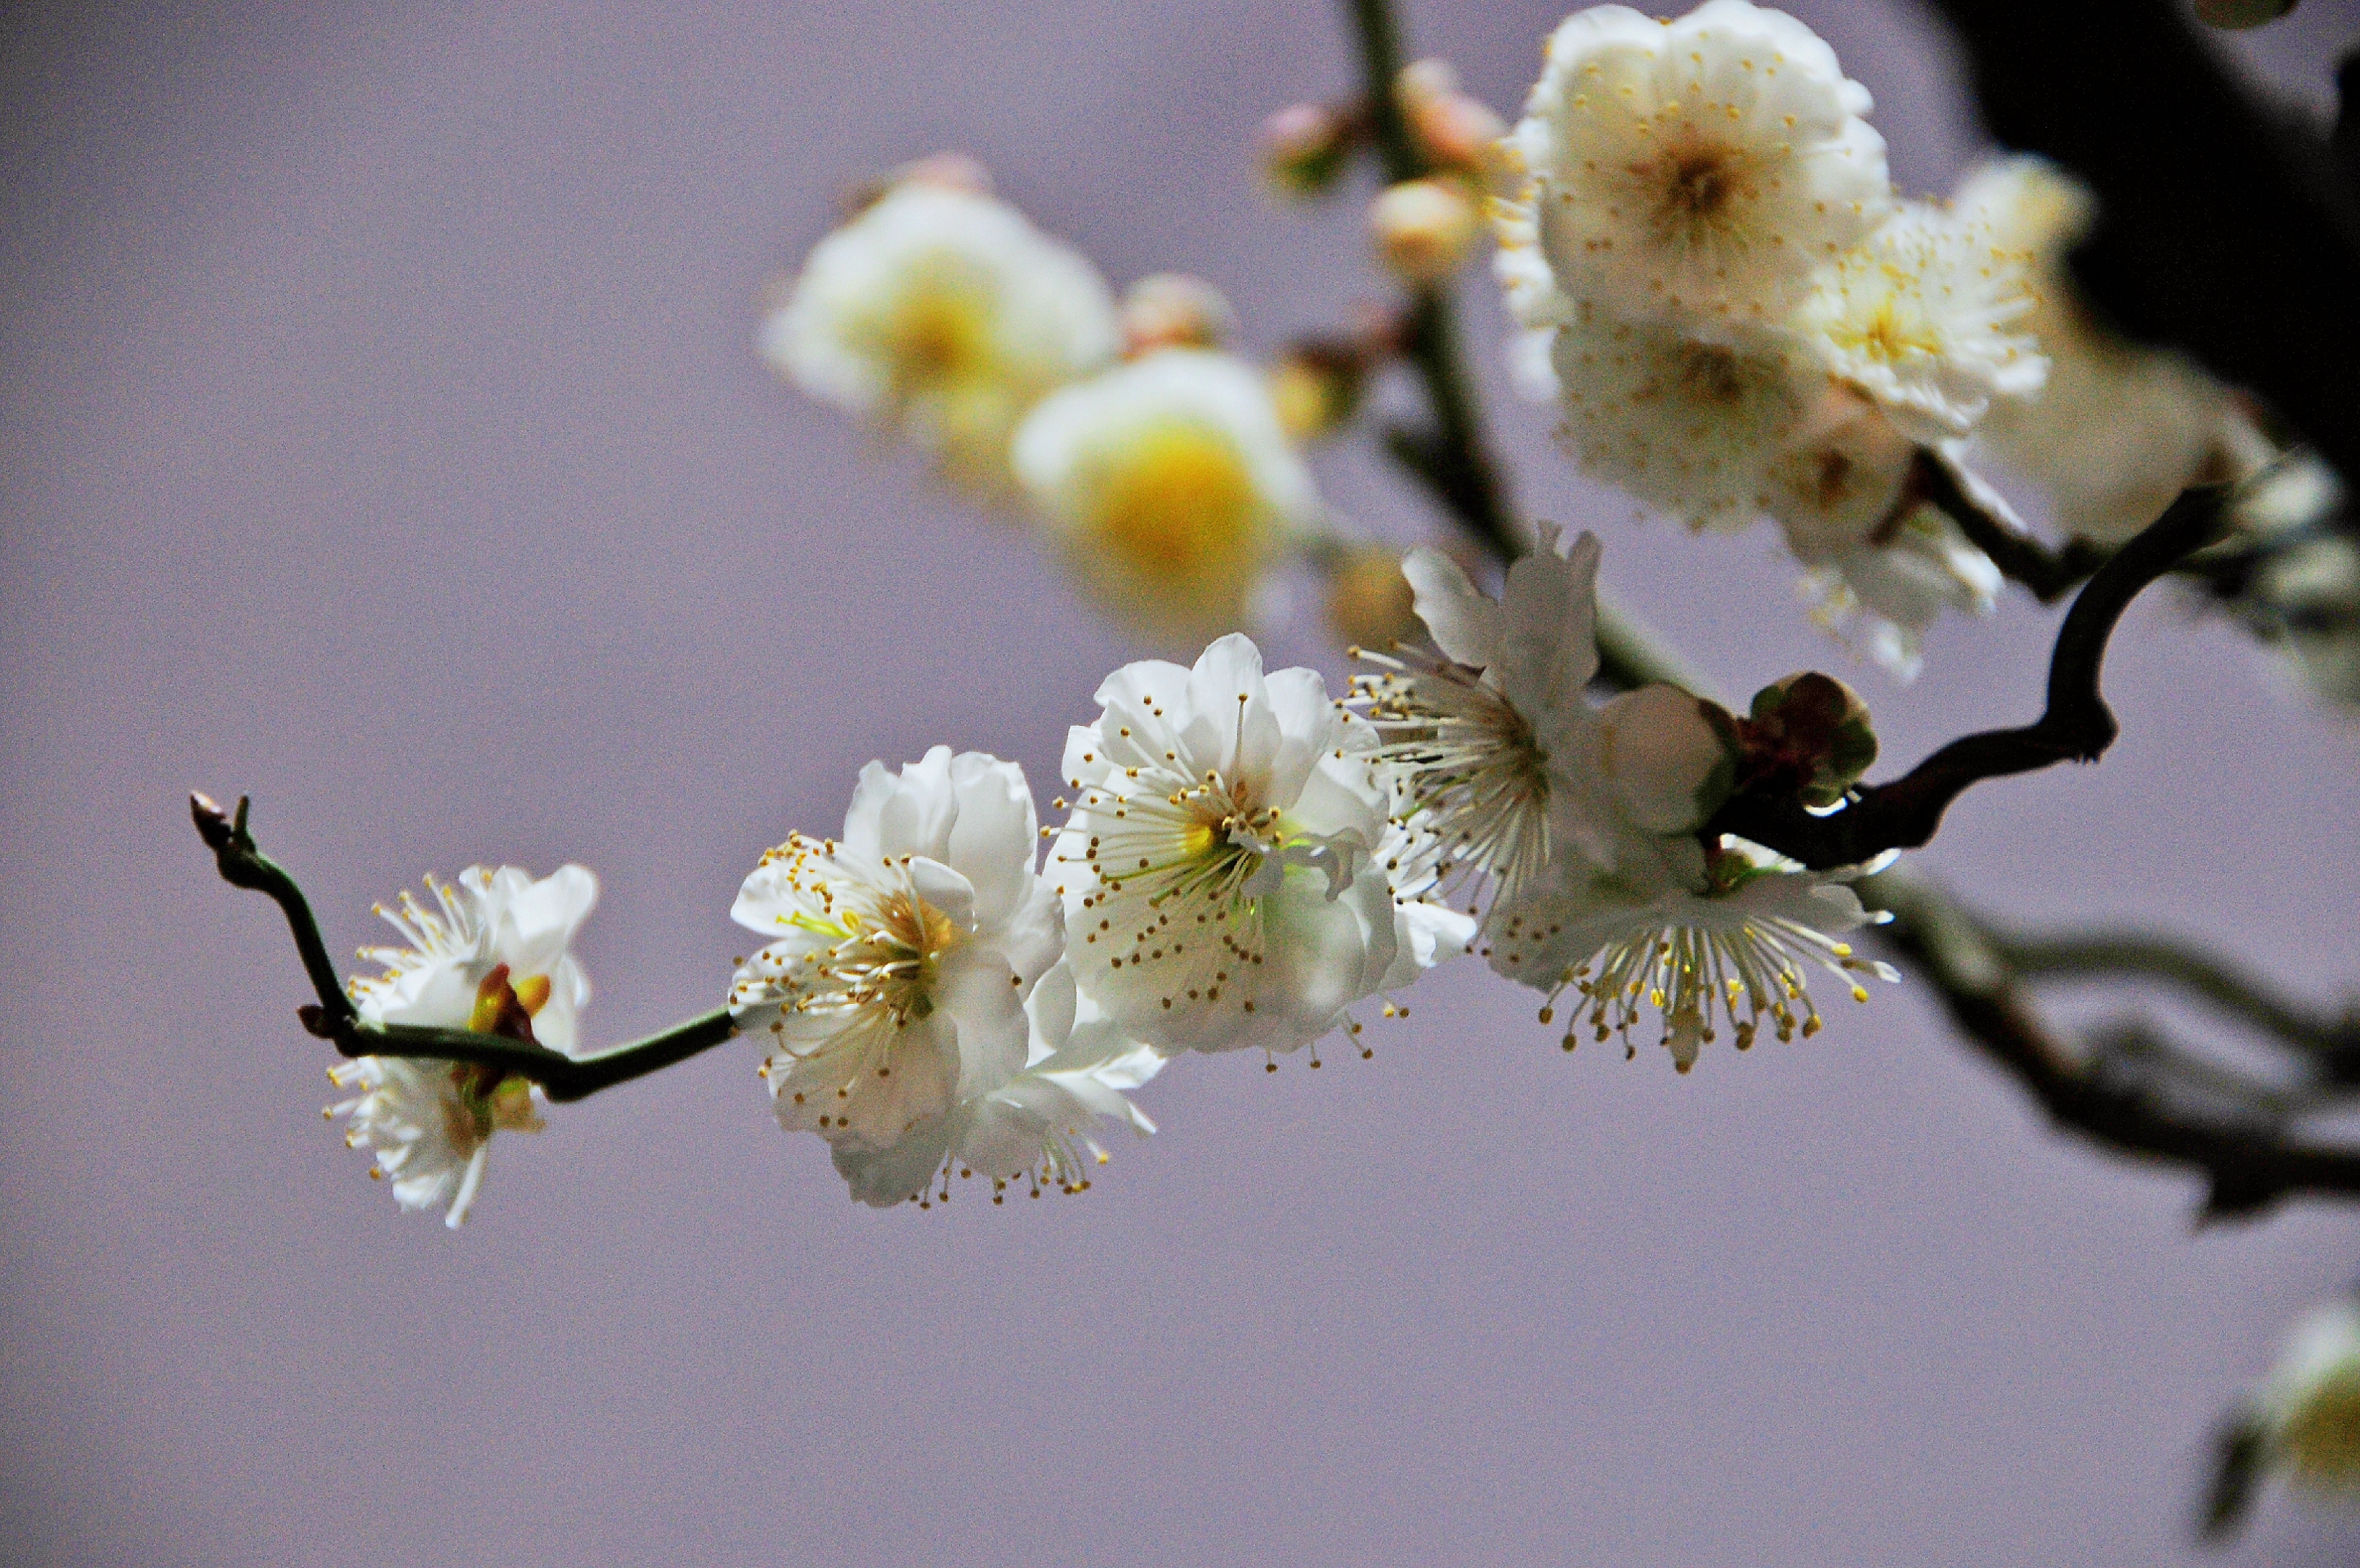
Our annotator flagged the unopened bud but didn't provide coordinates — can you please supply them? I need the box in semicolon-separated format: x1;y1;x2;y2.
1325;545;1423;650
2192;0;2298;27
1597;684;1736;835
1394;59;1460;114
841;150;992;214
1371;179;1480;285
2261;1299;2360;1491
1736;671;1878;807
1270;341;1367;443
1259;102;1357;200
1119;274;1238;357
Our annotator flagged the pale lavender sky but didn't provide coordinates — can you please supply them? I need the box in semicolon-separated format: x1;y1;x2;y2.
5;1;2360;1564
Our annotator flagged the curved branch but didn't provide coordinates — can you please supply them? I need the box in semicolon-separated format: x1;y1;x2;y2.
192;791;736;1103
1707;486;2226;870
1997;928;2360;1072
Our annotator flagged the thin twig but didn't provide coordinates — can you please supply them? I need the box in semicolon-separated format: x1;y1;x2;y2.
1909;446;2109;604
192;791;735;1103
1707;486;2226;869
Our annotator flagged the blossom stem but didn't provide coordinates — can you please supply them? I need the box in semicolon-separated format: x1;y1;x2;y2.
1906;447;2109;604
189;791;735;1102
1706;484;2228;869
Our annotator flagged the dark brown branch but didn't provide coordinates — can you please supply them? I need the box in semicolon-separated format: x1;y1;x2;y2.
192;791;735;1103
1707;486;2225;869
1911;447;2110;604
1997;928;2360;1074
1869;868;2360;1218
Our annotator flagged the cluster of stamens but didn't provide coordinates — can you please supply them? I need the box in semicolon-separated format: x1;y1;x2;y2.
1347;648;1550;912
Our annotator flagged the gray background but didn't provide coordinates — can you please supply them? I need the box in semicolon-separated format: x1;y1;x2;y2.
5;1;2359;1563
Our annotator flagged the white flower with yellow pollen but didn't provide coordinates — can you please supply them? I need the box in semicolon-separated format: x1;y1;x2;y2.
1352;527;1625;910
1013;348;1319;645
1500;0;1893;332
730;748;1063;1153
1789;199;2045;443
1544;302;1816;529
2257;1298;2360;1493
1050;634;1405;1059
330;863;598;1227
831;960;1165;1208
1490;834;1898;1071
1956;156;2258;544
762;179;1119;490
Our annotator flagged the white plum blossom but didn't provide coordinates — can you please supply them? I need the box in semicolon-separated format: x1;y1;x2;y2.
1789;199;2046;443
1355;528;1616;902
330;863;599;1227
1789;503;2002;682
1013;348;1320;645
832;960;1164;1207
762;179;1120;489
1500;0;1893;332
1545;303;1816;530
730;748;1063;1153
1490;834;1898;1071
1050;633;1416;1059
1956;156;2257;544
2258;1299;2360;1491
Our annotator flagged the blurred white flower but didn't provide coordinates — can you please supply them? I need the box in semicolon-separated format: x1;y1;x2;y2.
1790;503;2001;682
1490;836;1897;1071
1050;633;1400;1058
1502;0;1891;332
731;748;1063;1153
332;862;599;1226
1956;156;2255;544
762;179;1120;490
832;960;1164;1208
1789;199;2045;443
2259;1299;2360;1491
1013;348;1318;645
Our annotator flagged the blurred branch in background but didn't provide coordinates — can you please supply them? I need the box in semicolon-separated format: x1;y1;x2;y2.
1336;0;2360;1215
1924;0;2360;499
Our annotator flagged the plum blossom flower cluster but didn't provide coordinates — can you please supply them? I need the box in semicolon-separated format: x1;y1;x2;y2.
1488;1;2259;680
328;526;1900;1223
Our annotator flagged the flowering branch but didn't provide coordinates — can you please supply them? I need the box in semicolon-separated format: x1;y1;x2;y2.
190;791;734;1103
1705;485;2226;870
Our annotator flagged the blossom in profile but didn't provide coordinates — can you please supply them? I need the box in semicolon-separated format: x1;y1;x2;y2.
1490;835;1898;1071
1956;156;2257;544
1789;200;2045;443
2258;1299;2360;1492
761;176;1120;491
730;748;1063;1153
831;960;1164;1207
1502;0;1892;331
331;863;600;1226
1049;634;1404;1059
1013;349;1320;644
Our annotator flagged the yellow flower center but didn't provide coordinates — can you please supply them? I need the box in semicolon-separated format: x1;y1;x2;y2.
879;279;994;395
1088;421;1262;580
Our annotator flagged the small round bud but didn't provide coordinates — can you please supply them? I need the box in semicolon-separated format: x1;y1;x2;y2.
1324;545;1422;650
1410;92;1511;182
1119;273;1238;357
1737;671;1879;807
1596;684;1736;834
1259;102;1357;200
841;150;992;214
1269;340;1366;443
1393;58;1460;114
1370;178;1480;285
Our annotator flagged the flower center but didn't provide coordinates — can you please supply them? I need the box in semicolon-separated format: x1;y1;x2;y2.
1088;421;1259;578
881;279;993;392
827;889;961;1024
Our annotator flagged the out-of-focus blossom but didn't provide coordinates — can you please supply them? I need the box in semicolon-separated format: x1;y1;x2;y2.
1371;178;1483;285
